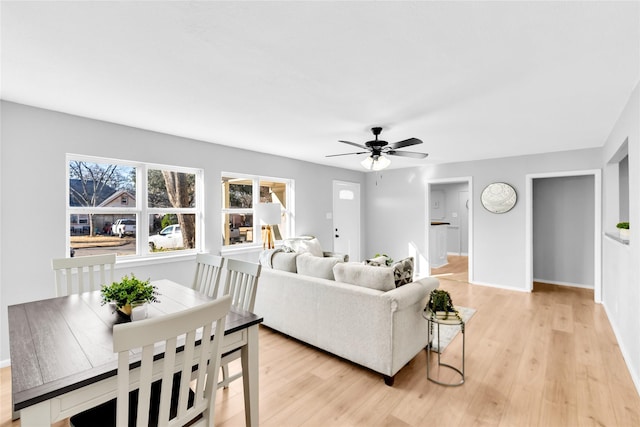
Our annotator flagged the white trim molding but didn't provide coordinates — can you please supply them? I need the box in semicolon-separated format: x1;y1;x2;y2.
426;176;473;282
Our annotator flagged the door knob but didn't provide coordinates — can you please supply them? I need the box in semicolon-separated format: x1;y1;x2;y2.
335;234;340;238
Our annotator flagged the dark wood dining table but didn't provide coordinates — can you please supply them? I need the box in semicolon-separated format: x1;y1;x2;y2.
8;279;263;426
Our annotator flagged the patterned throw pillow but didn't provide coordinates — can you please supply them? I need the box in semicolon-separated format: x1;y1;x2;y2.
364;255;389;267
391;257;414;287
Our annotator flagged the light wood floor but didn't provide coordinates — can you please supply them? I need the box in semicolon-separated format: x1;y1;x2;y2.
2;255;639;426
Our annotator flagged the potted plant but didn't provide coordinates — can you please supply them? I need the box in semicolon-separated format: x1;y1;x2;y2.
101;274;159;318
617;222;630;240
425;289;461;322
373;253;394;266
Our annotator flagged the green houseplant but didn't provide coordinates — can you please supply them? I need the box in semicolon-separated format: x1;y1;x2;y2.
373;253;394;266
100;274;159;316
425;289;461;322
616;222;630;239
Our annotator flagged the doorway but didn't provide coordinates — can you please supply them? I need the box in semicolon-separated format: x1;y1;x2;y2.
332;180;361;262
426;177;473;282
525;170;601;302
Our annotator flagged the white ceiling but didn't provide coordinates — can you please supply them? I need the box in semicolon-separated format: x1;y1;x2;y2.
2;1;639;171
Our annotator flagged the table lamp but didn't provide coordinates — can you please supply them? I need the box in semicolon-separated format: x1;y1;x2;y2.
258;203;281;249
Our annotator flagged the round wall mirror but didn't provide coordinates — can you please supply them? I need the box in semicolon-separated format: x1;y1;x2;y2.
481;182;517;214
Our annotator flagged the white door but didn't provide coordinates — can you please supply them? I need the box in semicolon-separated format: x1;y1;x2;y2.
333;181;360;262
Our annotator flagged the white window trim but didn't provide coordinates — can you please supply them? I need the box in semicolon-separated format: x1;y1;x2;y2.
221;172;294;251
66;154;204;259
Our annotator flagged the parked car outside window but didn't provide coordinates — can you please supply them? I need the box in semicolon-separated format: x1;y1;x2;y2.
148;224;183;250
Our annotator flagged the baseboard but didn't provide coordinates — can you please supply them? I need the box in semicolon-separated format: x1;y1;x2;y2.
533;278;593;289
469;280;530;293
0;359;10;368
602;301;640;397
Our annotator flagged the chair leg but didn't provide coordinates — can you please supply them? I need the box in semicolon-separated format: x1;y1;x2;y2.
222;364;230;389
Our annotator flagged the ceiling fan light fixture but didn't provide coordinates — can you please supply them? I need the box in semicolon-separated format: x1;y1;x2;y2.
361;155;391;171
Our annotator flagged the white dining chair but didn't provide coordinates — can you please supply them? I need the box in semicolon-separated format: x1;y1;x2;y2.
218;259;262;389
51;253;116;296
70;295;232;427
193;253;225;298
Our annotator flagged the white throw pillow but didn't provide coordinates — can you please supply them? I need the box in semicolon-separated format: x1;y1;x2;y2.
271;252;300;273
364;255;390;266
296;253;341;280
283;236;324;257
332;262;395;292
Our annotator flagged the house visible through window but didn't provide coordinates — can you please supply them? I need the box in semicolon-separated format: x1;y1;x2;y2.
221;174;293;247
67;155;202;257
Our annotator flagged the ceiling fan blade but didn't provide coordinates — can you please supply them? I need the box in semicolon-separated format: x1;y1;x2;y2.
339;140;368;150
326;151;369;158
388;138;423;150
386;150;428;159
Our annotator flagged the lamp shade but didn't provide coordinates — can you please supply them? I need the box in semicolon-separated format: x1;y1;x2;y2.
257;203;281;225
361;155;391;171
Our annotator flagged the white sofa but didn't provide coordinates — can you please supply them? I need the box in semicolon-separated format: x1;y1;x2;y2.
254;251;439;385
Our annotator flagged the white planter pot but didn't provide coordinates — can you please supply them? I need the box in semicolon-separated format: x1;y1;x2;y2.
619;228;630;240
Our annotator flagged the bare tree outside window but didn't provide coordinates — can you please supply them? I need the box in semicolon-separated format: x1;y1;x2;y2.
68;161;135;236
147;169;196;249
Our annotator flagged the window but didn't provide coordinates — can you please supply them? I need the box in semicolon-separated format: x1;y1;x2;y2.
67;155;202;258
221;173;293;247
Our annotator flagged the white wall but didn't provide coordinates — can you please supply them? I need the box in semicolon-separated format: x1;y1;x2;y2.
365;148;602;289
0;101;365;362
601;83;640;393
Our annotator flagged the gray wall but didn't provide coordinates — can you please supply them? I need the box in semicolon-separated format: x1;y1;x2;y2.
0;101;365;362
364;149;602;289
532;175;595;287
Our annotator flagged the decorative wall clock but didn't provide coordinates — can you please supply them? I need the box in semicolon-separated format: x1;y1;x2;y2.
481;182;517;213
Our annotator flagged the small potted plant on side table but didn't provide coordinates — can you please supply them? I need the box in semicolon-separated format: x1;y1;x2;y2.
101;274;159;320
425;289;461;324
424;289;466;386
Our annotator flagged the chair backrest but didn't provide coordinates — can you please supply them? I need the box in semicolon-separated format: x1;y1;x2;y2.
193;253;225;298
223;259;262;312
51;254;116;296
113;295;232;427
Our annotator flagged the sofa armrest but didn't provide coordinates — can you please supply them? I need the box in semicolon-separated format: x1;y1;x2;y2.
382;277;439;311
322;251;349;262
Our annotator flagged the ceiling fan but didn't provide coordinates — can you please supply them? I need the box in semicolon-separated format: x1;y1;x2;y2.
327;127;428;170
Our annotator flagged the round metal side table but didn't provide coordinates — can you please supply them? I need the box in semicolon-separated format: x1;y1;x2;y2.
423;309;465;386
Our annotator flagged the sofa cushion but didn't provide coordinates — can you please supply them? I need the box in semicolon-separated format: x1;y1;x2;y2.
391;257;414;287
296;253;341;280
271;252;300;273
332;262;395;292
283;236;324;257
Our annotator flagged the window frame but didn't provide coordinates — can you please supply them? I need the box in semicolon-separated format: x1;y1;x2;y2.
221;172;294;250
66;154;203;258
